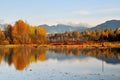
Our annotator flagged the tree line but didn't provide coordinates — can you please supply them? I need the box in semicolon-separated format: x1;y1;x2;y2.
0;20;47;44
0;20;120;45
48;27;120;42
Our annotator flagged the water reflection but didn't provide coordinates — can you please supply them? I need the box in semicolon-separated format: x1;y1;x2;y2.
0;47;47;70
0;47;120;70
48;47;120;65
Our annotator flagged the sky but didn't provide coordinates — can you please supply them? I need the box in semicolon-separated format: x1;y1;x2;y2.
0;0;120;27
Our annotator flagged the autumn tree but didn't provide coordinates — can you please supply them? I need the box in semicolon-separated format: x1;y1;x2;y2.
5;24;13;43
108;29;115;41
115;27;120;41
91;30;101;41
0;29;5;44
72;31;81;41
35;26;47;44
12;20;30;44
64;32;70;40
82;29;91;41
28;26;37;43
28;26;47;44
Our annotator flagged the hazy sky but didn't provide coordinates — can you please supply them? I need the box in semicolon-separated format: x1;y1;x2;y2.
0;0;120;26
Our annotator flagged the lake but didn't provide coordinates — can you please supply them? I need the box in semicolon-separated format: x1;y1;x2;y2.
0;47;120;80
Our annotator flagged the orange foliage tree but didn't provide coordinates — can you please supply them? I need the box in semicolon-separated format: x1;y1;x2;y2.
12;20;30;44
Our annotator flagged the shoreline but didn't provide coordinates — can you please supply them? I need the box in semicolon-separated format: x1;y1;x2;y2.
0;41;120;48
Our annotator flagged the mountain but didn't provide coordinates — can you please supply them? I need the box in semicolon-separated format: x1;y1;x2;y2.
1;20;120;33
39;20;120;33
90;20;120;30
38;24;88;33
0;24;8;31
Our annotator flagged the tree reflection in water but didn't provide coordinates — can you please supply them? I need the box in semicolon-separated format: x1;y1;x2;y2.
0;47;47;70
0;47;120;70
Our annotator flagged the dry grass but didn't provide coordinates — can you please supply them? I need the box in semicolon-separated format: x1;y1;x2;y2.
0;41;120;48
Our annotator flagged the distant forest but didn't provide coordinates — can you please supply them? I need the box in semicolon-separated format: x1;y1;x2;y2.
48;27;120;43
0;20;120;45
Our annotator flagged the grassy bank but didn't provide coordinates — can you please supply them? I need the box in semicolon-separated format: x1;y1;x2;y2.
0;44;21;48
0;41;120;48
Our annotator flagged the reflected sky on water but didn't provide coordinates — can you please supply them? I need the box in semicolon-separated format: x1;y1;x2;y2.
0;47;120;80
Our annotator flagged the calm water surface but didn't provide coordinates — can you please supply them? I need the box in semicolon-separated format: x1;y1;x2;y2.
0;47;120;80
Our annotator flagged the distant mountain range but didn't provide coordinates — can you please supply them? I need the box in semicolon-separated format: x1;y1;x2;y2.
90;20;120;30
38;24;88;33
0;20;120;33
39;20;120;33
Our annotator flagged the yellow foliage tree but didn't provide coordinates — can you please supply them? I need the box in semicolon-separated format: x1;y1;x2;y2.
0;29;5;44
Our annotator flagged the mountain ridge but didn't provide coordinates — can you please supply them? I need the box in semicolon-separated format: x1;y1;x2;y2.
38;24;88;33
90;20;120;30
0;19;120;33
